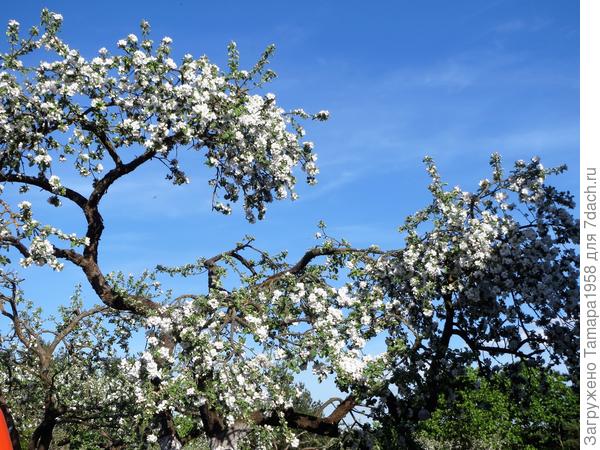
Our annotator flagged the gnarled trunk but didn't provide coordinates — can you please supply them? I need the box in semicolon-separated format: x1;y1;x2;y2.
158;435;183;450
28;394;63;450
28;412;57;450
157;409;183;450
207;421;251;450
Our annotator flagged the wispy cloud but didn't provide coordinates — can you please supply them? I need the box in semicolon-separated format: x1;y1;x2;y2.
493;17;552;34
296;169;362;201
377;60;480;91
483;124;579;155
328;223;401;247
101;175;214;219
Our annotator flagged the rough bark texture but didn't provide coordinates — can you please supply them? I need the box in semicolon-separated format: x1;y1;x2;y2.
157;409;183;450
208;422;250;450
28;408;57;450
158;435;183;450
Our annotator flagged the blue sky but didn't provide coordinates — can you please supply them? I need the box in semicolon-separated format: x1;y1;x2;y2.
1;0;579;395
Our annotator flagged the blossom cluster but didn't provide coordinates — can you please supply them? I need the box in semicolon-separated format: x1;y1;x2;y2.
368;155;579;388
116;264;389;434
1;11;328;222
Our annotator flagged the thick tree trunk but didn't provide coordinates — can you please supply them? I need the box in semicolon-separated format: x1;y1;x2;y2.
29;397;60;450
28;414;56;450
198;396;354;449
207;422;250;450
157;410;182;450
199;403;250;450
158;435;182;450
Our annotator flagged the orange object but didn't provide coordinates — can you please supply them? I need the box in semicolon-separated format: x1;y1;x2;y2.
0;408;12;450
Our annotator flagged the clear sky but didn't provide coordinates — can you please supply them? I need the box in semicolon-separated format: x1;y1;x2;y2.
1;0;579;396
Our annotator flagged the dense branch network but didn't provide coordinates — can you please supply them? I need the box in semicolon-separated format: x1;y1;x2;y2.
0;9;579;450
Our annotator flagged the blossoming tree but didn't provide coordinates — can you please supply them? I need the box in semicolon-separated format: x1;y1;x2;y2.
0;273;144;450
0;10;578;450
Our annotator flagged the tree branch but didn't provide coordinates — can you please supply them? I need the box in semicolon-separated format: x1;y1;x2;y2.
259;247;384;287
48;305;108;353
80;120;123;167
453;328;544;359
252;395;356;436
0;173;87;209
0;236;30;259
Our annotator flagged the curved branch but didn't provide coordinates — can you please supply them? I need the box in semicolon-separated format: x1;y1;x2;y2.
259;246;385;287
0;236;30;259
203;240;254;290
0;281;31;349
48;305;108;353
82;150;156;261
0;173;87;209
453;328;545;359
80;120;123;167
252;395;356;436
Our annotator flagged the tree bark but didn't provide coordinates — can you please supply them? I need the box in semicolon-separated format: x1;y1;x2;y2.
28;399;59;450
157;410;183;450
29;414;56;450
207;421;250;450
158;435;183;450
